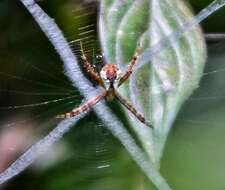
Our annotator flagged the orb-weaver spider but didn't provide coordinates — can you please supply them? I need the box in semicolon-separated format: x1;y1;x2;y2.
57;42;152;128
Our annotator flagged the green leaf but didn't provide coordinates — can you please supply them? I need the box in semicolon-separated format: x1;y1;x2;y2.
162;41;225;190
99;0;206;166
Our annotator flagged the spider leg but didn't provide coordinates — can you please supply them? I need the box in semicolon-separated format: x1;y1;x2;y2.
115;91;153;128
80;41;104;86
117;47;141;87
56;91;106;119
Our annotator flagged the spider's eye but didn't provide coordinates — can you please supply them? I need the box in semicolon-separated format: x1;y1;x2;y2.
100;70;107;80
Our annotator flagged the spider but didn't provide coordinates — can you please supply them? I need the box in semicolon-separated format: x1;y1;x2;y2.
57;42;152;128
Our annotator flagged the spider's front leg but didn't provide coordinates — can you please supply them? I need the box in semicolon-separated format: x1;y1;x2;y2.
117;47;141;87
115;91;153;128
56;91;106;119
80;41;104;86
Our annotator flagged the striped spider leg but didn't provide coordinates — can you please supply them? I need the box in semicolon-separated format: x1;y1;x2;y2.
114;91;152;128
56;91;106;119
117;47;141;87
79;41;104;87
57;43;152;128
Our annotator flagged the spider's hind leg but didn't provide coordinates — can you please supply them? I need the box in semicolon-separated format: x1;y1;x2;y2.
56;91;106;119
115;91;153;128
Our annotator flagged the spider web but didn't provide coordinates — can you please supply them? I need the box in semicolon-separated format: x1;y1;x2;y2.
0;1;132;189
0;0;225;189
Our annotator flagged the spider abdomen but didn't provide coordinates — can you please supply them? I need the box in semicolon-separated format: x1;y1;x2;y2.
106;88;115;101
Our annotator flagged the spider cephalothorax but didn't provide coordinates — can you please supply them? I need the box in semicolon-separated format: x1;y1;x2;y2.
100;64;122;90
57;42;152;128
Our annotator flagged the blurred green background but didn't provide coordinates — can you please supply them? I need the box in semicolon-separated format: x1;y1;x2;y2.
0;0;225;190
